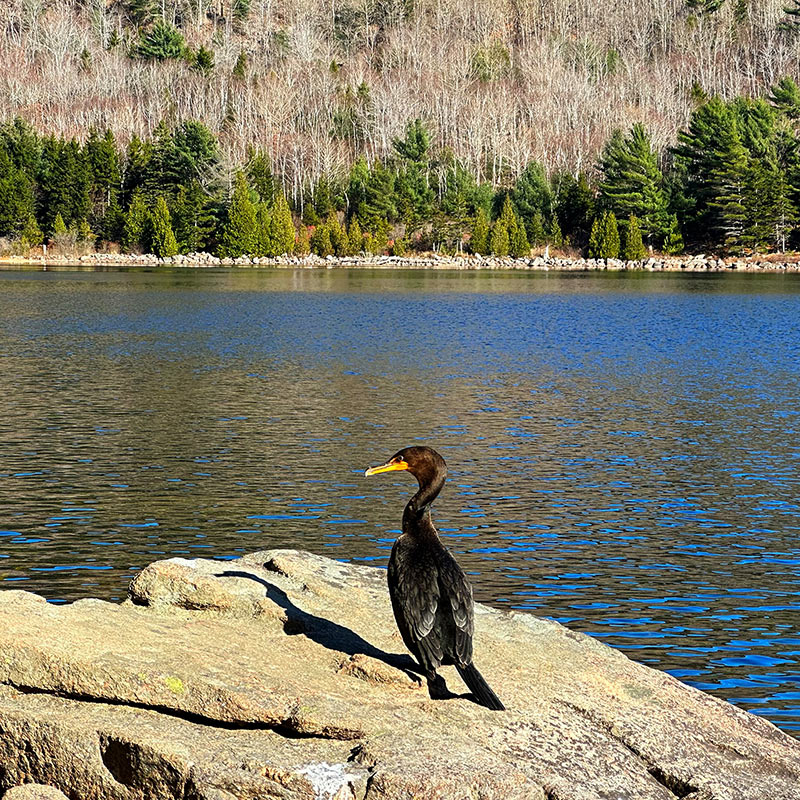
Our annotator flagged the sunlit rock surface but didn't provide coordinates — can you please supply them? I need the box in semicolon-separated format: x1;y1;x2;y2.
0;549;798;799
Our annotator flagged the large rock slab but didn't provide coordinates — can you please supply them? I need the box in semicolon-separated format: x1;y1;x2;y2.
0;550;798;800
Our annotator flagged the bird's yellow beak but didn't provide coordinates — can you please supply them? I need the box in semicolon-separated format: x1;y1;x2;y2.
364;458;409;477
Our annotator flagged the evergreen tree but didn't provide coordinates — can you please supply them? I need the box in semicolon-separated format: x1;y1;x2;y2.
232;50;247;79
623;215;647;260
356;161;395;233
20;215;43;248
53;213;67;237
708;125;749;252
102;199;126;244
169;181;214;253
471;207;490;253
529;212;545;246
221;172;257;257
663;214;684;254
310;222;333;256
269;193;295;255
0;117;40;178
194;45;214;75
769;76;800;119
0;147;34;237
326;212;347;256
77;219;94;246
255;202;273;256
347;217;363;253
123;191;150;252
247;149;274;204
497;195;529;257
511;162;552;240
598;124;668;245
588;211;620;258
549;216;563;248
138;19;185;61
122;135;151;204
149;196;178;257
489;217;509;256
552;170;595;247
86;128;120;234
393;119;433;234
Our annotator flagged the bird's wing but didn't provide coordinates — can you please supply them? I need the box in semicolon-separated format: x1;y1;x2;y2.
438;551;474;665
390;554;444;670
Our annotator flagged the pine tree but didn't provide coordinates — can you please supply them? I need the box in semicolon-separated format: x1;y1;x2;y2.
347;217;363;254
53;213;67;237
221;172;257;257
171;182;214;253
20;215;43;248
511;162;552;240
232;50;247;79
708;127;749;253
0;147;34;237
393;119;433;234
310;223;333;256
269;193;295;255
769;77;800;119
138;19;185;61
663;214;684;254
247;149;274;204
623;215;647;260
552;170;595;247
604;211;620;258
497;195;529;257
598;123;668;244
86;128;121;236
588;211;620;258
77;219;95;246
255;202;273;256
529;212;545;246
470;207;489;254
150;196;178;257
549;216;563;248
194;45;214;75
123;190;150;252
490;218;509;256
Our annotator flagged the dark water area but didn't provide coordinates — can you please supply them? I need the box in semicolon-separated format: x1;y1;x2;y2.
1;266;799;734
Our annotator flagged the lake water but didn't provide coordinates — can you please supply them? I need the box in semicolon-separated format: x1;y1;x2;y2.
1;266;799;734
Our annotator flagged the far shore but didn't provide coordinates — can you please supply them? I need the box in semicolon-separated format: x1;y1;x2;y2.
2;251;800;273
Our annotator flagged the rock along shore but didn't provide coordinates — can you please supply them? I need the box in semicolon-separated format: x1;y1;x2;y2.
0;549;798;800
3;251;800;272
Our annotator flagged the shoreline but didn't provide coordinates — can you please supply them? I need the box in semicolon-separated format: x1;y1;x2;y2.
2;251;800;272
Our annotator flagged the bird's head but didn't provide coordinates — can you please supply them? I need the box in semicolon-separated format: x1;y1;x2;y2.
364;445;447;489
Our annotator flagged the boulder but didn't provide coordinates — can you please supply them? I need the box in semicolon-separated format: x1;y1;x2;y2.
0;550;798;800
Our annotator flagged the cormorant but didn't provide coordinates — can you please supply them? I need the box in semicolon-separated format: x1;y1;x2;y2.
365;446;505;711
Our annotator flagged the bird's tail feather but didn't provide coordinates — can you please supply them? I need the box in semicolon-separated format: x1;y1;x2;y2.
456;662;505;711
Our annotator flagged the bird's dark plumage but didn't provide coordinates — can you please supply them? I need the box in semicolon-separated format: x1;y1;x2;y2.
365;446;504;711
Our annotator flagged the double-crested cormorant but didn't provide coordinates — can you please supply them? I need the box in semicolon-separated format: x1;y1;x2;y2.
365;445;505;711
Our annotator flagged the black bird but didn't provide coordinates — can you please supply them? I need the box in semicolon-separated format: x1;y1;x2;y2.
365;446;505;711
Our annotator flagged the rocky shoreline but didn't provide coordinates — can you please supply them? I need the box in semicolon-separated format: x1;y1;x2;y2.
0;549;798;800
2;251;800;272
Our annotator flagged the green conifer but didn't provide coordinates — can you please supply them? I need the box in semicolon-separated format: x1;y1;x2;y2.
470;207;490;254
663;214;684;254
53;213;67;236
310;223;333;256
150;197;178;257
20;215;43;248
347;217;363;254
77;219;95;245
598;124;668;245
232;50;247;79
138;19;185;61
549;216;563;248
270;194;295;255
529;212;545;246
123;191;149;252
194;46;214;75
255;202;273;256
604;211;620;258
490;219;509;256
221;172;257;257
623;215;647;260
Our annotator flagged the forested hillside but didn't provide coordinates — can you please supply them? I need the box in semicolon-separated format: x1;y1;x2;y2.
2;0;800;258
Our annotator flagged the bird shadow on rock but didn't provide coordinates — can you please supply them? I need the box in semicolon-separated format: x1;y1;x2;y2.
217;569;468;702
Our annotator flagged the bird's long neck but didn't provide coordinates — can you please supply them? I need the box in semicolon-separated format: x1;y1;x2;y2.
402;474;444;536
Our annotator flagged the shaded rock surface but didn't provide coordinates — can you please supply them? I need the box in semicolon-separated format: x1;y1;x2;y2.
0;550;798;800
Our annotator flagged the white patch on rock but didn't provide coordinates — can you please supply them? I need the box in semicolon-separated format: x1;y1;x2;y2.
167;558;199;567
296;762;357;800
